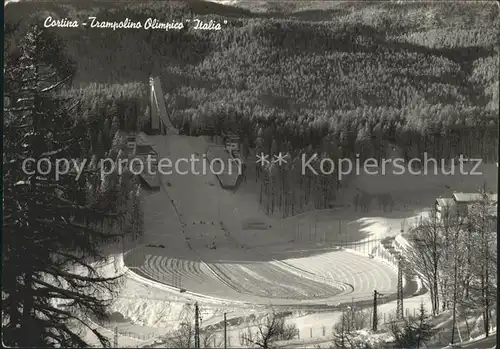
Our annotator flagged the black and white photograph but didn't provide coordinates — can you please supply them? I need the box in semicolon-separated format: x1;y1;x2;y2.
2;0;499;348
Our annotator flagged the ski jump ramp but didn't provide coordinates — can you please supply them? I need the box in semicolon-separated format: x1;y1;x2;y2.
149;76;177;135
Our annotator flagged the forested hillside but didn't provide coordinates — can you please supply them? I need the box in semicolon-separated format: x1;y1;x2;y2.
5;1;499;210
4;19;148;248
3;23;146;346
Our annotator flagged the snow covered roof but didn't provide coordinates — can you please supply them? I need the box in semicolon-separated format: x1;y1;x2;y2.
206;146;241;189
453;192;482;202
452;192;497;203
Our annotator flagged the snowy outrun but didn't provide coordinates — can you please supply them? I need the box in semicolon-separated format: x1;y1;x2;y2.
2;1;498;349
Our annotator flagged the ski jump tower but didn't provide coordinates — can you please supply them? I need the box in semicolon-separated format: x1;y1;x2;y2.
149;76;177;135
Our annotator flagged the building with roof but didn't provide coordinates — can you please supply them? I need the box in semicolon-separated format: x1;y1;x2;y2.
435;192;497;230
434;197;457;222
223;132;240;154
116;131;160;191
452;192;497;217
126;135;137;154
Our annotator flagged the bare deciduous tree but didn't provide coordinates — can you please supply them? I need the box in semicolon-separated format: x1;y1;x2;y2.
464;190;497;338
201;325;221;348
165;311;220;348
243;312;299;349
168;320;194;348
406;210;445;316
330;307;374;349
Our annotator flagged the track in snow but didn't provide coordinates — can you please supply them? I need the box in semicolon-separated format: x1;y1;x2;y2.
133;253;344;300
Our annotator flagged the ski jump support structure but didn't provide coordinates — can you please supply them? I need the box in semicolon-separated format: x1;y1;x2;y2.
149;76;177;135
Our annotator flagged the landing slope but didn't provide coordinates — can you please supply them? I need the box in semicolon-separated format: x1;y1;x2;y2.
125;133;399;304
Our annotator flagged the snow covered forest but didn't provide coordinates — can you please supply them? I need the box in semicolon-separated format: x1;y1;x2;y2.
5;0;499;214
2;1;498;348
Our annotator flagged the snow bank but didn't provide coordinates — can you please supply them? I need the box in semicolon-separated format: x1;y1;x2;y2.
125;266;246;305
110;297;191;328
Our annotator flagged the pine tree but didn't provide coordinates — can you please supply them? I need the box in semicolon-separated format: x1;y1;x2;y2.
388;302;436;349
111;113;121;139
401;303;435;349
131;188;144;241
3;23;123;347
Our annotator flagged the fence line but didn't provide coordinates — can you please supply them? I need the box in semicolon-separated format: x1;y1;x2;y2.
102;322;469;348
204;305;431;348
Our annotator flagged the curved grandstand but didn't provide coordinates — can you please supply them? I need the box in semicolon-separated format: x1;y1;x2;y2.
123;77;400;307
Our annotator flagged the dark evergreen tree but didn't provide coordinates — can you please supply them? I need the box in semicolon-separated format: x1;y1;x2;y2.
109;101;120;138
3;23;123;347
389;302;436;349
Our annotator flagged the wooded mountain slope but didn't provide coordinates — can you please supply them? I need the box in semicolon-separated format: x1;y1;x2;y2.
5;1;499;163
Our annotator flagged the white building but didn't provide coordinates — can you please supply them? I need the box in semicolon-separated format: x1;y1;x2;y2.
435;192;497;230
